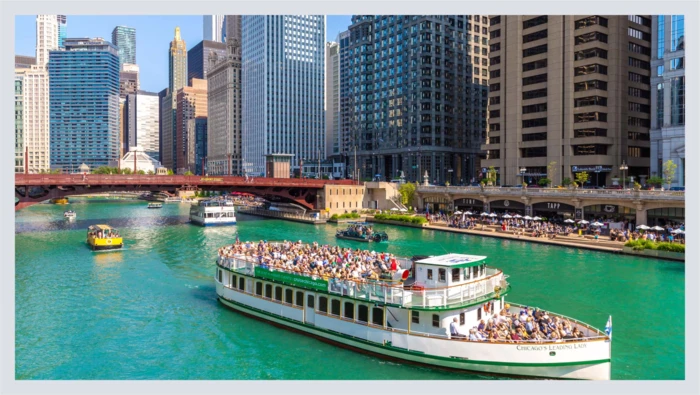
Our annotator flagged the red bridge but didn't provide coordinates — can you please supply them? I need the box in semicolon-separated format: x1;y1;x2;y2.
15;174;356;211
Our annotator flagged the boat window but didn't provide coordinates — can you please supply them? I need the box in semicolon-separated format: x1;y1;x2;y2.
432;314;440;327
295;291;304;307
331;299;341;316
344;302;355;319
308;295;316;309
464;267;471;280
460;312;465;325
275;286;283;301
472;266;478;278
239;277;245;291
451;268;460;282
427;269;433;280
411;311;420;324
256;282;263;296
478;307;482;320
372;307;384;326
438;269;446;282
265;284;272;298
285;289;294;304
218;270;222;283
358;305;369;323
232;275;237;288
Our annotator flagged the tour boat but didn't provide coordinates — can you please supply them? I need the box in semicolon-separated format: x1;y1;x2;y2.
215;243;612;380
164;197;182;203
86;224;123;251
51;198;69;205
147;202;163;209
64;210;76;219
190;199;236;226
336;222;389;242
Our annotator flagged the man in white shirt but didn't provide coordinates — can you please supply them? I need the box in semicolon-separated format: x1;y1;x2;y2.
450;318;464;339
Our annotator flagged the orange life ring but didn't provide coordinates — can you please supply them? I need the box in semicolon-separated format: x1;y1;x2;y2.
106;239;112;245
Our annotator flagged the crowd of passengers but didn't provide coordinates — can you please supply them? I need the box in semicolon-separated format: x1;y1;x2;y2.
218;240;402;282
88;229;120;239
452;304;588;342
343;224;374;237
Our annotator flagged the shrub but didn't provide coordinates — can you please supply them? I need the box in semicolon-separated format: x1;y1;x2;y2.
625;239;684;253
330;214;338;220
374;213;427;225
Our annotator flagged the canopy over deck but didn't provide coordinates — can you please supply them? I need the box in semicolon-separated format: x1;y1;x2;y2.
88;224;115;231
415;254;487;268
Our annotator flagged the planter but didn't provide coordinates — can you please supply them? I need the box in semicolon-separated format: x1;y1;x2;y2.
367;218;428;228
622;246;685;262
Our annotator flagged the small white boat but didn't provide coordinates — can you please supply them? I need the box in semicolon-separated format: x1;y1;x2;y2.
190;199;236;226
64;210;76;219
147;203;163;209
164;197;182;203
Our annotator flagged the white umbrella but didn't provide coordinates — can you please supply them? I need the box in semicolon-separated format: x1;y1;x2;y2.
591;222;605;227
671;228;684;234
523;215;533;220
464;211;473;215
533;216;542;221
513;214;523;218
564;219;575;223
636;225;650;230
390;208;399;211
578;220;590;224
454;211;463;215
651;226;664;231
502;214;513;219
399;208;408;212
480;212;489;216
489;213;498;217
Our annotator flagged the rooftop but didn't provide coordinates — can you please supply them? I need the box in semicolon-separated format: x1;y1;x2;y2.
415;254;488;268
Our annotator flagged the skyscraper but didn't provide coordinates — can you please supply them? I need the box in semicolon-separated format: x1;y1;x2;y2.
337;30;351;175
482;15;652;188
203;15;225;42
325;41;340;159
35;15;58;67
241;15;326;176
207;19;242;176
223;15;241;45
161;27;188;170
15;74;24;173
187;40;227;81
346;15;489;183
112;26;136;66
176;79;208;174
125;91;160;159
119;64;139;98
651;15;685;187
57;15;67;49
158;87;170;164
48;38;120;172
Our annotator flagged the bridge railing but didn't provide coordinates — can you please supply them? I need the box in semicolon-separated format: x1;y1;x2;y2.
14;174;357;187
417;186;685;201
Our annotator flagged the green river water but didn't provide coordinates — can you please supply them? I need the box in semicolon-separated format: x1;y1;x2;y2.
14;199;684;380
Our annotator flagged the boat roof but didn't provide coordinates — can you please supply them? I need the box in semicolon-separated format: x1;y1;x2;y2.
89;224;114;230
348;221;369;225
415;254;487;268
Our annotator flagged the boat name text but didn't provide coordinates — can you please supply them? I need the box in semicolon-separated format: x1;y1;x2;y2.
516;344;588;351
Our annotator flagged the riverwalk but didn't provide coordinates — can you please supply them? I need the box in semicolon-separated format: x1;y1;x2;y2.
237;207;327;224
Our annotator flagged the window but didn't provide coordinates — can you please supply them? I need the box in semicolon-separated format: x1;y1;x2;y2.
575;112;607;123
628;15;651;27
477;308;482;320
628;27;651;41
575;80;607;92
459;312;466;325
656;83;664;128
438;268;446;282
574;144;608;155
628;72;650;84
232;275;237;289
523;103;547;114
628;116;650;127
522;117;547;128
490;109;500;118
489;96;500;105
629;102;650;113
490;29;501;39
670;57;684;70
491;56;501;65
523;29;547;43
574;96;607;107
427;269;433;280
489;83;500;92
574;47;607;60
356;305;368;323
628;146;650;157
575;31;608;45
490;69;500;79
239;277;245;291
523;44;547;57
307;294;315;308
285;288;294;304
275;286;283;301
575;15;608;29
265;284;273;298
574;128;607;137
432;314;440;328
629;57;650;70
628;131;650;141
522;73;547;86
344;302;355;319
255;282;263;296
487;150;500;159
628;87;650;99
294;291;303;307
318;296;328;312
412;311;420;324
372;307;384;326
490;16;501;26
657;16;665;58
451;268;460;282
489;136;501;144
331;299;341;316
489;43;501;52
522;132;547;141
670;76;684;125
521;146;547;157
523;15;547;30
629;42;651;56
523;58;547;72
489;123;501;131
523;88;548;100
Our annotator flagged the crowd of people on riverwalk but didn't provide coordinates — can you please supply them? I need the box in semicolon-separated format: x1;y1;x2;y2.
218;240;403;282
452;304;588;343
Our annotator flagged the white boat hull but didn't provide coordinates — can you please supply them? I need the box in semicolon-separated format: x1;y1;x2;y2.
215;281;611;380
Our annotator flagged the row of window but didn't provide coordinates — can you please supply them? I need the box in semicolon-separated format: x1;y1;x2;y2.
575;111;607;123
523;44;547;58
523;16;548;30
523;29;547;44
575;47;607;61
522;103;547;114
521;146;547;158
523;58;547;72
574;128;607;138
629;56;650;70
573;144;608;156
575;31;607;45
522;132;547;141
574;96;607;107
523;88;548;100
575;63;607;76
575;16;608;30
522;73;547;86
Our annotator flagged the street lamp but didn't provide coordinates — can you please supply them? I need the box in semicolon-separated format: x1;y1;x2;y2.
620;161;628;189
447;168;453;185
520;167;527;185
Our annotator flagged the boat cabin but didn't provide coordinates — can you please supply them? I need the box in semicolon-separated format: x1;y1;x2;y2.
412;254;488;288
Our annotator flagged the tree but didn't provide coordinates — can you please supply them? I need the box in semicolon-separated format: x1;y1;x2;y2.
184;171;194;176
121;167;132;175
575;171;589;187
546;161;557;187
538;178;551;187
647;176;663;188
486;166;497;185
147;170;154;175
562;177;572;187
136;170;146;175
663;160;677;189
93;166;111;174
398;182;416;206
167;169;174;175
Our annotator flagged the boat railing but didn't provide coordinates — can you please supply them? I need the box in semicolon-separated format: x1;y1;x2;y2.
506;302;608;337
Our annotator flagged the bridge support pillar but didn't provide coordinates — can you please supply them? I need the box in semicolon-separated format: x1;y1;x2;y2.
635;202;647;226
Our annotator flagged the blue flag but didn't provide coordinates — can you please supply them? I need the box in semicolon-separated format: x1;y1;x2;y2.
604;316;612;339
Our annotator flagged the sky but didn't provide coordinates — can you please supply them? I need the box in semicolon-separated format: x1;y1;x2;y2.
15;15;353;93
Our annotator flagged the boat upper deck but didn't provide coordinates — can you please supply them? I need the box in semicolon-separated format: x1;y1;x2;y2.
198;199;235;208
217;241;509;310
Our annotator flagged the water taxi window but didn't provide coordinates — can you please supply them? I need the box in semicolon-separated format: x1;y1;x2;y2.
411;311;420;324
372;308;384;326
295;291;304;307
460;312;465;325
344;302;354;319
232;275;238;288
239;277;245;291
256;282;263;296
438;269;446;282
331;299;341;316
274;286;283;301
432;314;440;327
358;305;369;323
427;269;433;280
265;284;273;298
318;296;327;312
451;268;460;282
285;289;294;304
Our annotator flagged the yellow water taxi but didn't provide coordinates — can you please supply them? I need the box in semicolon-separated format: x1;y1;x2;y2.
51;198;69;205
87;224;123;251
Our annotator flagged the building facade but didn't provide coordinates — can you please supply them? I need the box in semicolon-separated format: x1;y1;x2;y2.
158;88;172;168
346;15;489;184
650;15;685;187
241;15;326;176
119;66;139;98
15;75;24;173
337;30;352;175
325;41;340;159
161;27;188;171
112;26;136;67
36;15;58;67
125;91;160;160
15;66;50;173
207;34;243;176
48;38;120;172
187;40;227;81
203;15;225;42
57;15;67;49
175;78;208;174
482;15;653;187
15;55;36;69
223;15;241;44
185;118;208;174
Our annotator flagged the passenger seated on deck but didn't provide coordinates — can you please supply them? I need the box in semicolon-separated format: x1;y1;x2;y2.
450;318;465;339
